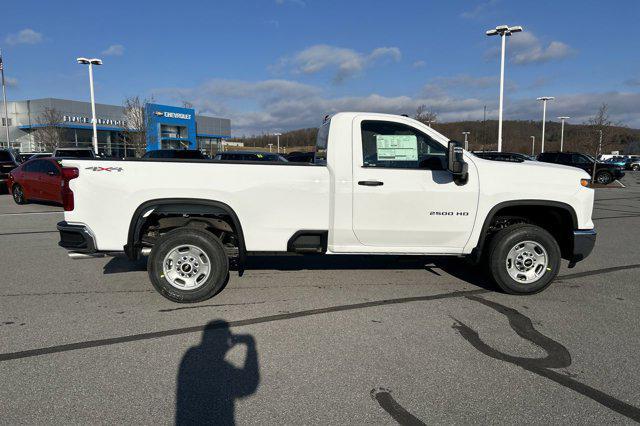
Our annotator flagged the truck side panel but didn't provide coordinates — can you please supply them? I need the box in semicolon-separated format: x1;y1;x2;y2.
62;161;330;252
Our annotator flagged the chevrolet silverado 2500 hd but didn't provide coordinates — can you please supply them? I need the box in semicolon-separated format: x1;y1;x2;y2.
56;113;596;302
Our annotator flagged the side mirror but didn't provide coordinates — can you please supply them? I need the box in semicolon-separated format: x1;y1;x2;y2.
447;140;468;185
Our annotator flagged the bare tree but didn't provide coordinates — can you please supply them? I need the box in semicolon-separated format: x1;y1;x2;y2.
33;107;64;151
122;96;153;157
584;103;622;182
414;104;438;127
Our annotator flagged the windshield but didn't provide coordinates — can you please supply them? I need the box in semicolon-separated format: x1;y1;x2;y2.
0;151;12;162
57;150;94;158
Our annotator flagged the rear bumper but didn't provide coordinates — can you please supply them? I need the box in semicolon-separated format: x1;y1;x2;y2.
57;221;97;254
571;229;597;263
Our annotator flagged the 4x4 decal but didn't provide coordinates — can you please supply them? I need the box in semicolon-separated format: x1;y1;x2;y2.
85;166;123;172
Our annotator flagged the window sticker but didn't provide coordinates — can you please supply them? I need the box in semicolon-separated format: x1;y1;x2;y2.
376;134;418;161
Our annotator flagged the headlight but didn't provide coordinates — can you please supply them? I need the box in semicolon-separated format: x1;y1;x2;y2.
580;178;591;187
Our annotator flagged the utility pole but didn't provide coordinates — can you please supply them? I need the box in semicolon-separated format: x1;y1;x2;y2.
77;57;103;155
558;116;570;152
486;25;523;152
530;136;535;155
274;132;282;153
537;96;554;153
0;49;10;148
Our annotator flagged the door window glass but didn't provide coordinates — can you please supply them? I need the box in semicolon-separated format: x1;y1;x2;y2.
361;120;446;170
41;161;59;175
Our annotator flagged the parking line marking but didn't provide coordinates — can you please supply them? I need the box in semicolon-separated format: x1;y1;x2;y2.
0;289;487;362
0;211;62;217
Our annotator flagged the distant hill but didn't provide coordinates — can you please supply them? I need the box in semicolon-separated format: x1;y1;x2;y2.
237;120;640;155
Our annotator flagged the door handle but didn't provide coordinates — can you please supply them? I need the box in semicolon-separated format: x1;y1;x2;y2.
358;180;384;186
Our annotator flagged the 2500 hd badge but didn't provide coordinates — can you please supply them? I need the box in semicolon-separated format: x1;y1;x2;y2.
430;211;469;216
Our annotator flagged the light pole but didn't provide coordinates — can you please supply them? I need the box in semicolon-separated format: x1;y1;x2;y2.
486;24;523;152
77;57;102;155
558;116;570;152
537;96;554;153
274;132;282;153
462;131;470;150
530;136;535;155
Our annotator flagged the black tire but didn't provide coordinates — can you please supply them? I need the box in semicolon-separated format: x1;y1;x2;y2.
486;224;560;295
632;164;640;171
12;184;27;205
595;171;613;185
148;228;229;303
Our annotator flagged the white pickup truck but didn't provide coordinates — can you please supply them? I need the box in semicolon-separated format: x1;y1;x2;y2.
57;112;596;303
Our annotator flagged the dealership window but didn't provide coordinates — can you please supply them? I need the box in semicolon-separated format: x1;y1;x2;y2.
1;118;11;126
361;120;446;170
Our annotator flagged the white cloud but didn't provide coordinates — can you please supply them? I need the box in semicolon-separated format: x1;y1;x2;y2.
412;60;426;69
625;77;640;87
461;0;500;19
4;77;18;87
499;32;573;65
102;44;125;56
156;77;640;136
5;28;43;45
274;44;402;82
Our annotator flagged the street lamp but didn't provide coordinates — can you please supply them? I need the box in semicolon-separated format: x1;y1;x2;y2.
536;96;554;153
530;136;535;156
77;57;102;155
462;131;470;150
486;24;523;152
273;132;282;153
558;116;570;152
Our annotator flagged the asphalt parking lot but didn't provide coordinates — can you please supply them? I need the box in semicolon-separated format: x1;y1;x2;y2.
0;175;639;425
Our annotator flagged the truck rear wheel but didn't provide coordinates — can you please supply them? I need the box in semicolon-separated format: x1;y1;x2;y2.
486;224;560;295
148;228;229;303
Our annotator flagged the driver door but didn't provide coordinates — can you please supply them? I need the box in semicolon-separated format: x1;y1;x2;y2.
352;116;478;251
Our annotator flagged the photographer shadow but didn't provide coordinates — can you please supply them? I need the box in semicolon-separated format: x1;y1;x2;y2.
175;320;260;426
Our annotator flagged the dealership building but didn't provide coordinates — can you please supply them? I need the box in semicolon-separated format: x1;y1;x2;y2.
0;98;231;156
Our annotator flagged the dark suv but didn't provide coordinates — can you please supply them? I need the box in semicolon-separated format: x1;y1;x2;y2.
0;148;22;191
537;151;625;184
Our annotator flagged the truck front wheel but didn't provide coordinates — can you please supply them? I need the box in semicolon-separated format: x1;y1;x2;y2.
487;224;560;295
148;228;229;303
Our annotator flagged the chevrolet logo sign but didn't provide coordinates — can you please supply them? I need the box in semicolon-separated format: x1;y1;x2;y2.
154;111;164;116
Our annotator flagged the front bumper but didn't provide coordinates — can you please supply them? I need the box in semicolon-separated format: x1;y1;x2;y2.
57;221;97;254
571;229;597;263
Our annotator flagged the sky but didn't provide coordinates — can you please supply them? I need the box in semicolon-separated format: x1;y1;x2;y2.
2;0;639;135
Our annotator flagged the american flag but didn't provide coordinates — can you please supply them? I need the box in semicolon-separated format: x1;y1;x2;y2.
0;53;3;71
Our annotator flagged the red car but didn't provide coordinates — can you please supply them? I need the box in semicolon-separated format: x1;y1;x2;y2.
8;158;66;205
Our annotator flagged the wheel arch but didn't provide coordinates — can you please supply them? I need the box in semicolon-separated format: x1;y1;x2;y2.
125;198;246;266
473;200;578;260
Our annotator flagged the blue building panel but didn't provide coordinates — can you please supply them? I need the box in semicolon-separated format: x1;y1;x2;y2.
146;103;197;151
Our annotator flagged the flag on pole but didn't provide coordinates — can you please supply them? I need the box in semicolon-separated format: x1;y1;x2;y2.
0;52;3;71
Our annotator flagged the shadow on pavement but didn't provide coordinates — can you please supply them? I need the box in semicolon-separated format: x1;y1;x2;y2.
175;320;260;426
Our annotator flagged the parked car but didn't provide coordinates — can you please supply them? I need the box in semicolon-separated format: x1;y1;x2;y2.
214;151;288;162
472;151;534;162
143;149;208;160
56;112;596;303
624;155;640;170
19;152;53;162
286;151;316;163
7;158;75;205
53;148;96;159
0;148;22;191
603;156;628;168
537;151;625;184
